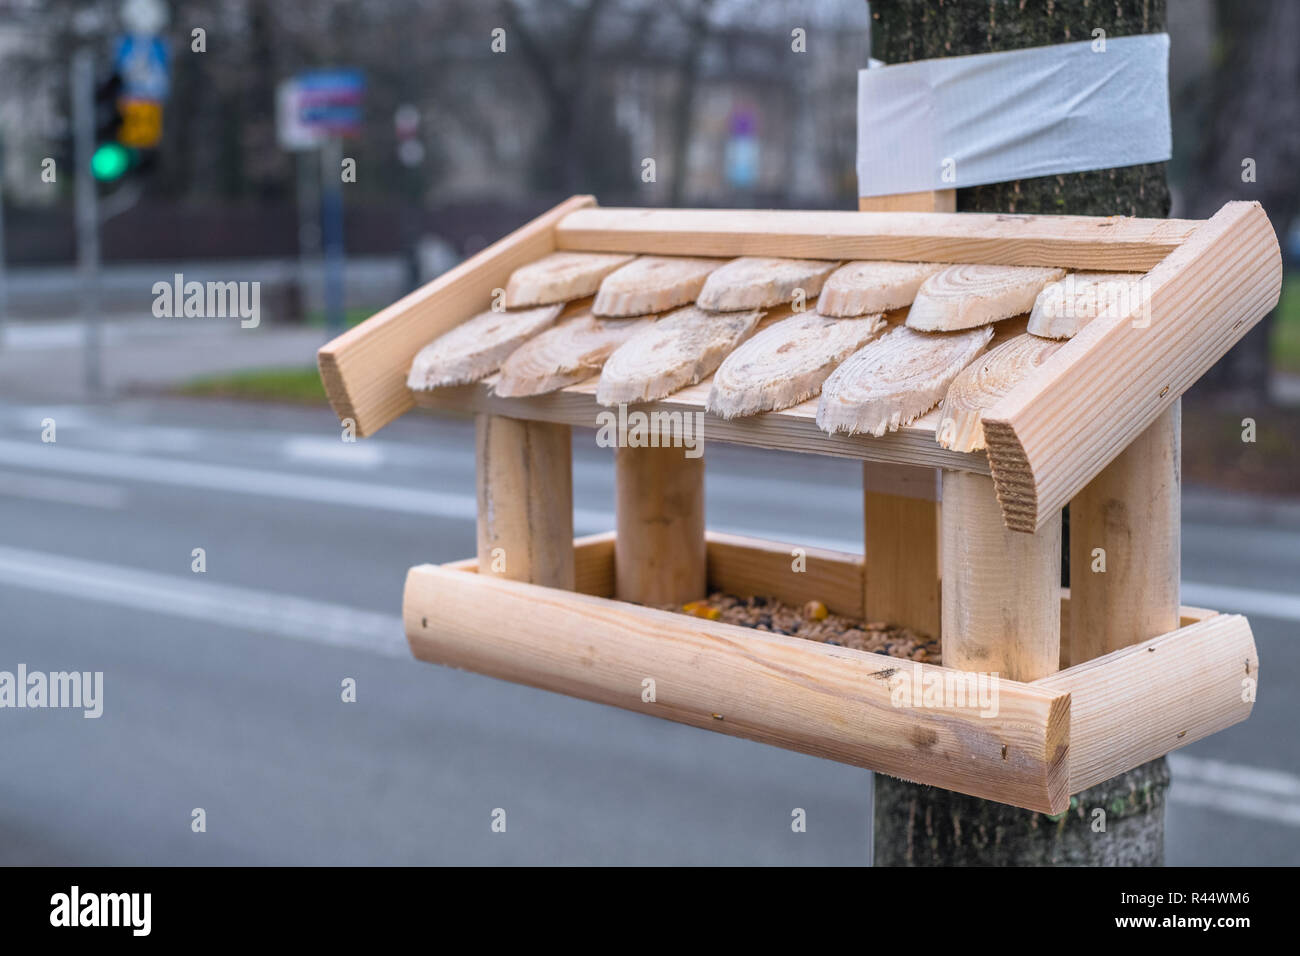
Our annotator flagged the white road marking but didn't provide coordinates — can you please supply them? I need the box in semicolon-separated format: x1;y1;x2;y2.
0;405;97;429
0;544;408;658
0;318;263;351
283;436;386;468
1;324;96;351
1179;582;1300;626
0;540;1295;829
1;439;1299;622
0;469;128;509
108;426;202;454
0;438;609;533
0;411;599;480
1170;755;1300;827
1172;782;1300;828
1170;753;1300;798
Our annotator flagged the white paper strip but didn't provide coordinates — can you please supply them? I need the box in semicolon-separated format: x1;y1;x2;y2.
856;34;1171;197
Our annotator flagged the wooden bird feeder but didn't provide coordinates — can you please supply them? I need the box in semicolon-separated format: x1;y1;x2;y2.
318;195;1279;814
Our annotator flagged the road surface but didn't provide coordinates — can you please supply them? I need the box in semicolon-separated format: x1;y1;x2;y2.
0;397;1296;864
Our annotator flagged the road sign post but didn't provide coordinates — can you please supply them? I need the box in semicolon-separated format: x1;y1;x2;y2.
278;70;364;335
72;49;103;396
321;137;346;335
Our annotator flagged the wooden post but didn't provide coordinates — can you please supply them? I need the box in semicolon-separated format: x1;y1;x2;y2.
858;189;956;213
862;463;941;637
476;413;575;590
614;445;706;606
857;193;948;640
941;471;1061;681
1066;402;1181;666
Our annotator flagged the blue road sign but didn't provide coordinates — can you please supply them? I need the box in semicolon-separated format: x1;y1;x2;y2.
114;33;170;101
295;69;365;138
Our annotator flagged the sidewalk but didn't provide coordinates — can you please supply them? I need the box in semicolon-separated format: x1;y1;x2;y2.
0;315;329;402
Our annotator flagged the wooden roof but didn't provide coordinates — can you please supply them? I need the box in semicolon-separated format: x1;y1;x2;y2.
319;196;1281;532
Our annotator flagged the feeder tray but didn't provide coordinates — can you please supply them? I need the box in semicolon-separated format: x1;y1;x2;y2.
318;196;1278;813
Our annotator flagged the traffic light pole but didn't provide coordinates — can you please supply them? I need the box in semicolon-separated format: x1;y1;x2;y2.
0;136;8;348
296;149;321;324
72;47;103;396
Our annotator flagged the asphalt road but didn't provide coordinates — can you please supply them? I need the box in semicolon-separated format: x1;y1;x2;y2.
0;397;1296;865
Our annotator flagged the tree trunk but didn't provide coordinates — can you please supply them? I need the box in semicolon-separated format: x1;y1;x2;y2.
875;758;1170;866
667;0;716;206
870;0;1171;218
870;0;1171;867
501;0;612;194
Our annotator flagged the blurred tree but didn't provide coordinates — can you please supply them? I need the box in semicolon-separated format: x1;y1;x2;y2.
665;0;717;206
1190;0;1300;400
500;0;617;194
1;0;872;224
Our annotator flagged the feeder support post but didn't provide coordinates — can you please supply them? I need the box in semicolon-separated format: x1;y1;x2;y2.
860;448;942;640
1067;404;1181;666
614;445;707;606
940;471;1061;681
476;414;575;590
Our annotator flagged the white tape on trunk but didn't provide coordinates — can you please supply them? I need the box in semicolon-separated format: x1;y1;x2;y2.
857;34;1171;197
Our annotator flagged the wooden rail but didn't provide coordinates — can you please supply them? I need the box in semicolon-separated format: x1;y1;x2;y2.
555;207;1196;271
405;531;1255;812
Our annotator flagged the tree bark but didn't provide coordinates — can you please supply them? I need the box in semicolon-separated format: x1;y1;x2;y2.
870;0;1171;867
874;758;1169;866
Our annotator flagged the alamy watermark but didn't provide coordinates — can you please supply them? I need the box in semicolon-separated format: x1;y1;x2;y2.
889;662;1000;718
50;886;150;936
0;664;103;718
152;273;261;328
595;404;704;458
1042;273;1154;328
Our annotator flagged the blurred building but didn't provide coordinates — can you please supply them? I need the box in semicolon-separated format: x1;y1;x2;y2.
0;0;61;204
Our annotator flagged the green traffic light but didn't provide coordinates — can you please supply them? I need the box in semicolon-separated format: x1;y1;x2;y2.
91;142;132;181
